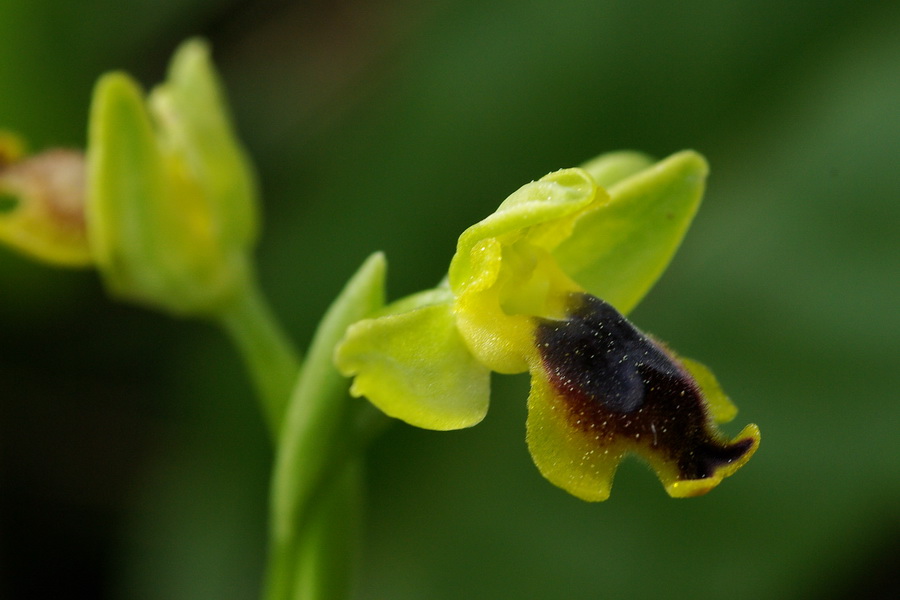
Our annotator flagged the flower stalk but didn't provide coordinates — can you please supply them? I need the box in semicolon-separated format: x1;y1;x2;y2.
218;277;301;436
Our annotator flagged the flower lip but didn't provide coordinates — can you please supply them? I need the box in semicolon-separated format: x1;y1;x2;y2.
536;293;676;413
534;292;757;483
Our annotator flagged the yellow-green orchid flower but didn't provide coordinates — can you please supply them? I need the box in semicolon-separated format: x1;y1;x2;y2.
0;132;90;266
335;151;759;501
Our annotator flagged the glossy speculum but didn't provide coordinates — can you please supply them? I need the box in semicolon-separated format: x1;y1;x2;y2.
536;293;753;480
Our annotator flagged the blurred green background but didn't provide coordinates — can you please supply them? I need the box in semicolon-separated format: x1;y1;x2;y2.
1;0;897;598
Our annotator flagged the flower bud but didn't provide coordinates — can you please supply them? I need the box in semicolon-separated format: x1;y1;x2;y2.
86;39;259;317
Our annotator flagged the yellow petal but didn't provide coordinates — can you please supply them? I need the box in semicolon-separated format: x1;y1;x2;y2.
335;299;490;430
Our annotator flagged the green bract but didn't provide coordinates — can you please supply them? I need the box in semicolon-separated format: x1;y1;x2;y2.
87;39;259;317
336;151;760;501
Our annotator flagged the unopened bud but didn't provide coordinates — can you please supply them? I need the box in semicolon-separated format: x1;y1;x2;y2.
87;39;259;317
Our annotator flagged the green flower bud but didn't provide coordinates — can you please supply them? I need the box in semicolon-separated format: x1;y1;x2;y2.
87;39;259;317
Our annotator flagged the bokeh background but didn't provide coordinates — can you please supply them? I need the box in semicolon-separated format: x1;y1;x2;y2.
1;1;898;598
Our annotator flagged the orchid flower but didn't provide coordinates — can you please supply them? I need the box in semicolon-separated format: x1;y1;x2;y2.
336;151;759;501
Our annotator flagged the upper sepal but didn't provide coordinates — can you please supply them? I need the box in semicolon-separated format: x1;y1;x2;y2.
555;150;708;314
147;39;258;249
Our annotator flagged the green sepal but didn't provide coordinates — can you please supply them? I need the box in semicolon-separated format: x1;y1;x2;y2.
554;150;709;314
88;72;181;303
148;38;258;249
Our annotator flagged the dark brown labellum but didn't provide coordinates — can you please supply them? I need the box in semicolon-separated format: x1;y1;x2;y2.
536;293;753;480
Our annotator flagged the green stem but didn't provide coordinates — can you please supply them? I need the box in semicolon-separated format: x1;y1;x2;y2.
265;456;363;600
292;459;363;600
219;276;301;437
217;255;384;600
264;403;389;600
265;253;386;600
